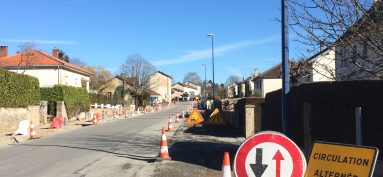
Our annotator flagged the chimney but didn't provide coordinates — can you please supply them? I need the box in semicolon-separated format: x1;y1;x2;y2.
0;46;8;58
52;48;59;58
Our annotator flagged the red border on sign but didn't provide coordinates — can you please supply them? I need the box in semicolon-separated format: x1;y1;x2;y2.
234;132;304;177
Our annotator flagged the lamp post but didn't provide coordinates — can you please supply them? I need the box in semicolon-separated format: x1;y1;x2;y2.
207;33;215;106
201;64;207;102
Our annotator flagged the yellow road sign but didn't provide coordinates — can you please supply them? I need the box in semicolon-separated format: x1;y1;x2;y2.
185;109;204;125
305;142;379;177
206;108;225;125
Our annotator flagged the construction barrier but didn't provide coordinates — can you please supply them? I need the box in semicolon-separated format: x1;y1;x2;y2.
14;120;30;135
167;115;173;132
29;122;38;139
221;152;232;177
50;116;63;129
175;113;180;123
156;127;171;161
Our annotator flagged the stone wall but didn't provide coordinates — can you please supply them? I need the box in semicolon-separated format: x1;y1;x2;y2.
0;106;40;135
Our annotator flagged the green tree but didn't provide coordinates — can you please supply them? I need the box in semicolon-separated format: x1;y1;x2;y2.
58;50;70;62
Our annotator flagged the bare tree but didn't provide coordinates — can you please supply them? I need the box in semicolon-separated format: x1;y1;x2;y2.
183;72;201;84
289;59;311;85
119;55;156;108
225;75;241;86
288;0;383;80
17;42;38;73
71;58;87;67
81;65;113;91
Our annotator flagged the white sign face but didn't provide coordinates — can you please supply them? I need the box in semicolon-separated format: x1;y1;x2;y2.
244;143;294;177
234;131;307;177
14;120;30;135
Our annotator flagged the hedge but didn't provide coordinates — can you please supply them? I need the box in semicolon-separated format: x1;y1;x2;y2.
41;85;90;117
0;69;40;107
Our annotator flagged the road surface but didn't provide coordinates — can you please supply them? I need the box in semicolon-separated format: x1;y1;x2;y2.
0;102;189;177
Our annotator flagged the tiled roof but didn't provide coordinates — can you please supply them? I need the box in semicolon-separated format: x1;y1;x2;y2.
172;82;185;87
184;84;197;90
260;64;281;78
115;76;137;87
148;89;161;96
151;71;172;79
252;64;282;80
172;88;183;92
0;50;92;76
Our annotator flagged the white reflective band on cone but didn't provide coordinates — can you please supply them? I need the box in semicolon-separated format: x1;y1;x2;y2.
160;146;168;153
221;166;231;177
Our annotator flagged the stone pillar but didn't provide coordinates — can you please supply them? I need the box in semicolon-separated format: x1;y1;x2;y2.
255;104;263;132
40;101;48;124
245;105;255;138
57;101;68;123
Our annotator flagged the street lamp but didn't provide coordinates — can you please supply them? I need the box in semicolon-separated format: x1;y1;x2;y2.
207;33;215;105
201;64;207;102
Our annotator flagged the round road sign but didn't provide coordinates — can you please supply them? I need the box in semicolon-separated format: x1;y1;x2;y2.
234;131;306;177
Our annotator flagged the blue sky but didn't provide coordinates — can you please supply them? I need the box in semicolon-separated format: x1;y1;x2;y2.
0;0;299;84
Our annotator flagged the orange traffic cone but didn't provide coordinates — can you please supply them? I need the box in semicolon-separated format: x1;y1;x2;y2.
29;122;38;139
167;115;173;132
92;114;98;125
156;127;171;161
221;152;232;177
175;113;180;123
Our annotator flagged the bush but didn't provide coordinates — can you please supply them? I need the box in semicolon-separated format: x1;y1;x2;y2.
41;85;90;117
89;93;109;104
0;69;40;107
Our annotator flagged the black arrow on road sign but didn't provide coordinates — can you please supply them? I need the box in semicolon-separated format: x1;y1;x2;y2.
250;148;268;177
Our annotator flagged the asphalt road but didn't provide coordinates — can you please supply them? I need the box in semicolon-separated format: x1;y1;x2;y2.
0;102;190;177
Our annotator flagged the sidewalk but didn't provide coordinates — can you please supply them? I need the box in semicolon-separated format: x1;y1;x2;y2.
153;122;244;177
0;113;144;149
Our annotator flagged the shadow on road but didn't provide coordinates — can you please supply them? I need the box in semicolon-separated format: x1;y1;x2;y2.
184;125;243;138
169;125;242;170
11;133;159;163
169;140;239;170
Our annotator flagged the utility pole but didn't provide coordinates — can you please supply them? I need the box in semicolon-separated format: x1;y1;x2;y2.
282;0;291;136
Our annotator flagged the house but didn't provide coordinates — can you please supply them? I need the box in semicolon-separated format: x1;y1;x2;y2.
171;82;200;101
171;87;183;101
98;76;136;104
227;83;237;98
299;47;336;84
147;89;162;105
149;71;172;103
252;64;282;98
183;84;199;100
333;1;383;80
237;80;246;98
171;83;186;101
184;81;201;97
0;47;92;92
